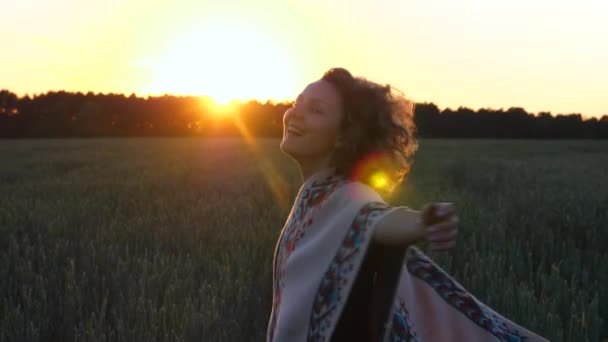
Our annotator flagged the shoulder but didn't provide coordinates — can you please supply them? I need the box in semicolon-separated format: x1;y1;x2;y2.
311;180;392;218
302;176;389;215
337;180;386;205
335;182;402;227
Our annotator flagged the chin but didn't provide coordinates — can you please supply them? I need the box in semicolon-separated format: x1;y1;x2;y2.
280;138;295;156
280;138;305;160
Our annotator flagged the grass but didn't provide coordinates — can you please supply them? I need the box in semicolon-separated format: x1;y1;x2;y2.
1;137;607;341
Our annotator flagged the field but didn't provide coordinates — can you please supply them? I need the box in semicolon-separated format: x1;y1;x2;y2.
1;137;607;341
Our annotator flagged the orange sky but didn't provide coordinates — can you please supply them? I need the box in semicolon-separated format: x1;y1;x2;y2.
2;0;607;118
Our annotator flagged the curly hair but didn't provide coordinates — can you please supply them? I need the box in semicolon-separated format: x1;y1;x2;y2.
321;67;418;194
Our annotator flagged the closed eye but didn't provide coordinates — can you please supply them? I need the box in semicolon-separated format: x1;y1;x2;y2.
290;94;324;114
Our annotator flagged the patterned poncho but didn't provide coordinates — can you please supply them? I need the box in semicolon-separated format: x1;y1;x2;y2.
267;167;548;342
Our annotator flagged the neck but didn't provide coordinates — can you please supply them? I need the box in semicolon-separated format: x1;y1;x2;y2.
297;155;333;183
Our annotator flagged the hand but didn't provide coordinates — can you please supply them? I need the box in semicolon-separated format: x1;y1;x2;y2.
420;202;459;251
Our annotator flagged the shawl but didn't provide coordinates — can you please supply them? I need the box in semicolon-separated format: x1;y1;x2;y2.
267;167;548;342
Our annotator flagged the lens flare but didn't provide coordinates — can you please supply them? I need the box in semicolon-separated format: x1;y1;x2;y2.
370;171;389;189
351;150;397;194
232;114;290;210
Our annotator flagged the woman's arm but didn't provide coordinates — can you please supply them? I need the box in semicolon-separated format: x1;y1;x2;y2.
373;204;459;250
372;206;425;245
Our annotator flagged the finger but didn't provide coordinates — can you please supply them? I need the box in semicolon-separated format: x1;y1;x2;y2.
427;216;459;233
436;203;456;219
427;227;458;243
430;240;456;251
435;208;456;220
434;213;459;226
422;203;440;224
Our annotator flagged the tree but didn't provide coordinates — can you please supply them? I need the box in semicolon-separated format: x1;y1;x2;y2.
0;89;19;116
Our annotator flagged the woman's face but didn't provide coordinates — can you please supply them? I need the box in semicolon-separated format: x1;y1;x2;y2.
280;79;344;163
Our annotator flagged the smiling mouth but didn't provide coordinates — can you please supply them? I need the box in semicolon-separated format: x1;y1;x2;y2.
287;128;304;137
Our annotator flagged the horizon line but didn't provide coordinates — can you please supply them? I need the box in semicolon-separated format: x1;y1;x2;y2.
2;88;606;120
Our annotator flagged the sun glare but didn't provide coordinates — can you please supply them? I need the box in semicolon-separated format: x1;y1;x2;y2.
144;22;296;103
370;171;389;190
206;98;239;118
138;20;295;209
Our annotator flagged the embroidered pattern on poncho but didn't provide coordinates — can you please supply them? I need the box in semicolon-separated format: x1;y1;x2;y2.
405;248;528;342
307;201;392;340
269;175;347;341
389;300;420;341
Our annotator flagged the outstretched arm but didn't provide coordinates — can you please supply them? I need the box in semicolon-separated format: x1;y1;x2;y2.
372;206;425;245
373;203;459;250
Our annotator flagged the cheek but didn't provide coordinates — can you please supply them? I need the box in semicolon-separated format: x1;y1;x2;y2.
306;121;340;151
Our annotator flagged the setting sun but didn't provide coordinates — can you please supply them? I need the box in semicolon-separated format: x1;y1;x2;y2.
143;21;296;104
2;0;607;118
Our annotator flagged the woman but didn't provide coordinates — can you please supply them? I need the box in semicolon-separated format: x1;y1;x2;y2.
267;68;547;342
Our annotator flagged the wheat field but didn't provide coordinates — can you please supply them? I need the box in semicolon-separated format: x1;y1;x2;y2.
1;138;606;341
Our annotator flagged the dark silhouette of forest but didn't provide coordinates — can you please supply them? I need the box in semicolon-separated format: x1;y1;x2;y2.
1;89;607;139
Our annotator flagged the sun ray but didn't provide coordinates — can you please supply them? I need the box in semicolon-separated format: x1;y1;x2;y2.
232;114;290;210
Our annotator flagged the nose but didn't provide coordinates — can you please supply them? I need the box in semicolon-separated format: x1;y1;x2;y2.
284;104;304;126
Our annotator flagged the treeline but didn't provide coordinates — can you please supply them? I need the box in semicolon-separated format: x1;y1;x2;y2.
1;89;607;139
